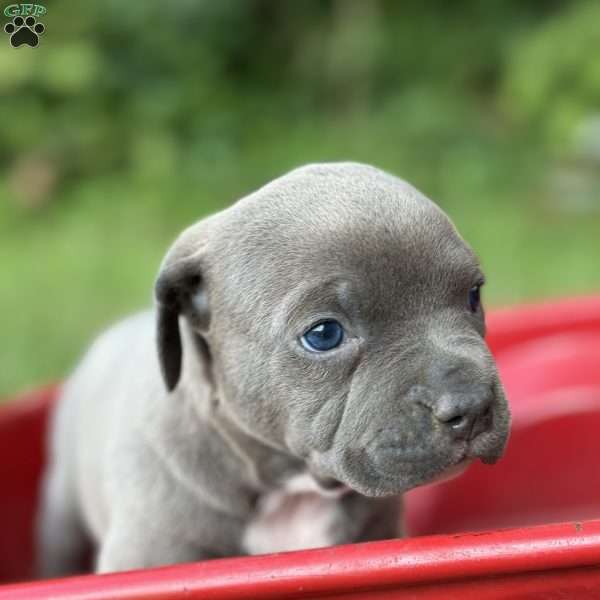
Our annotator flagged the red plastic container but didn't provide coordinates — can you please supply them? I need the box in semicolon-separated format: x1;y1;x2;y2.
1;295;600;599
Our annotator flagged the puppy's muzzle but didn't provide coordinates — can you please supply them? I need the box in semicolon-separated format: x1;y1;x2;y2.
395;348;507;460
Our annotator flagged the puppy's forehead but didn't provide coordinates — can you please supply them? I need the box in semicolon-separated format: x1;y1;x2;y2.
212;163;478;308
240;162;435;227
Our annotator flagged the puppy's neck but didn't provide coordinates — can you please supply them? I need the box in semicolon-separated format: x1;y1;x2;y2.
208;399;306;492
180;322;307;493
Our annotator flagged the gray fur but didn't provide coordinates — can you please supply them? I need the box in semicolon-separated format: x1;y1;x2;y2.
37;162;510;575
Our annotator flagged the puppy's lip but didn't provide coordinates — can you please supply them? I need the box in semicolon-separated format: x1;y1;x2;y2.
306;458;354;496
313;474;346;491
464;399;511;464
467;430;508;464
337;453;470;497
314;476;352;498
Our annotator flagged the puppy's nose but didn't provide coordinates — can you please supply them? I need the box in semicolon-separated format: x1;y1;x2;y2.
433;392;492;441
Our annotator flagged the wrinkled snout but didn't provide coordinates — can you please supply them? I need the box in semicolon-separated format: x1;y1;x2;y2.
312;332;511;498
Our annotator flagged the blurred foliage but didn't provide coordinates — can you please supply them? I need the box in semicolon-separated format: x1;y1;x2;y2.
1;0;599;396
503;1;600;148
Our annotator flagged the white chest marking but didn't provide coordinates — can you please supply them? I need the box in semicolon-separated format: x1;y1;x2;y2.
243;474;344;555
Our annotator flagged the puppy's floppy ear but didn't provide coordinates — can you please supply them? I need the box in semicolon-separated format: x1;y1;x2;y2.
154;225;211;392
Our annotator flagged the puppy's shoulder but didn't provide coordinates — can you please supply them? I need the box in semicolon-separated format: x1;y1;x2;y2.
76;310;155;369
60;310;160;410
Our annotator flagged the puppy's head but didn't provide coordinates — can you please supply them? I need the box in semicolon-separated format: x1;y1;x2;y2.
155;163;510;497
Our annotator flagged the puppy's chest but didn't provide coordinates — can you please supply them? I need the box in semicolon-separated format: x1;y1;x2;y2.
242;474;342;555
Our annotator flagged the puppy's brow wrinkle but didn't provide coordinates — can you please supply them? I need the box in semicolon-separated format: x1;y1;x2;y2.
270;278;352;339
390;340;423;361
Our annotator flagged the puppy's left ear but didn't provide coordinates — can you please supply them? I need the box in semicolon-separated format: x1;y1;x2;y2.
154;225;211;392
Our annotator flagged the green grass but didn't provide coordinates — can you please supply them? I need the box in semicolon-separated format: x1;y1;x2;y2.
1;103;599;398
3;1;600;398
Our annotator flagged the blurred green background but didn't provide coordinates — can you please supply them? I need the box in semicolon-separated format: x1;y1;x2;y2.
1;0;599;397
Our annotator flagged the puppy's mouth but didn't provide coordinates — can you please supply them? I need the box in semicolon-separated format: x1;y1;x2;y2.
328;433;504;496
315;443;470;497
309;402;510;497
312;474;352;497
467;431;506;465
465;407;511;465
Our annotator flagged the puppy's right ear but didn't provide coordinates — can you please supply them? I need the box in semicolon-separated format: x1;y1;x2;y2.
155;227;210;392
155;266;185;392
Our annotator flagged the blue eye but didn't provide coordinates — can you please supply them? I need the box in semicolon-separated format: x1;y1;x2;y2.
468;284;482;313
301;320;344;352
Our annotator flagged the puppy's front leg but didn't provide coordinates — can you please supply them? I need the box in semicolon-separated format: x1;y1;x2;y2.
96;529;207;573
95;456;248;573
96;503;244;573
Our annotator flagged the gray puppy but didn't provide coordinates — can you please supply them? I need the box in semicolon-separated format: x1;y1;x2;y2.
37;162;510;576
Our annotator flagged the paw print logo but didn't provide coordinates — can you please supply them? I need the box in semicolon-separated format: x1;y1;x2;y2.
4;15;45;47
